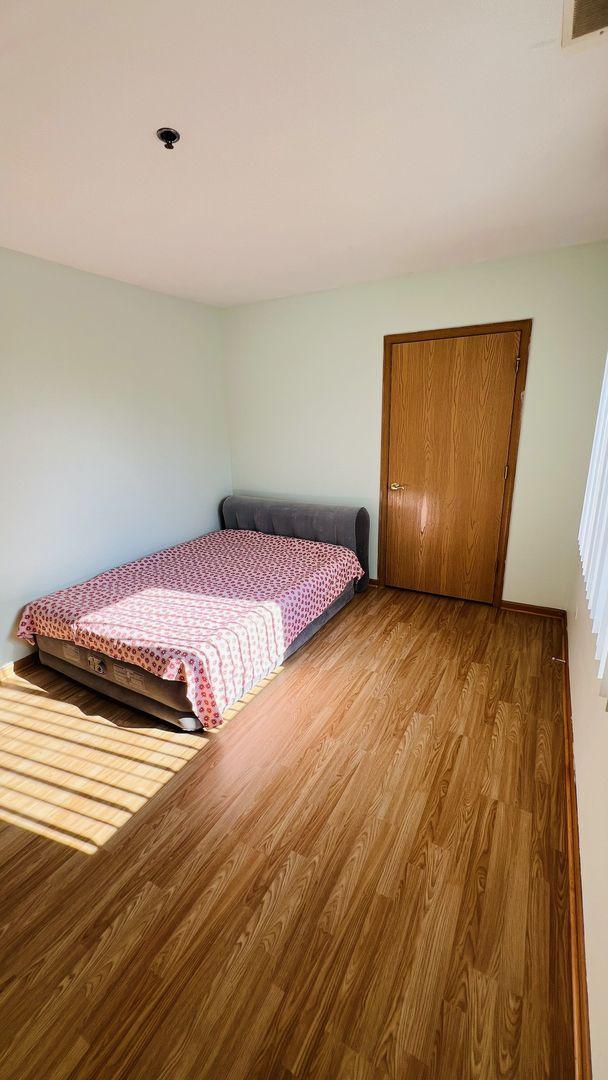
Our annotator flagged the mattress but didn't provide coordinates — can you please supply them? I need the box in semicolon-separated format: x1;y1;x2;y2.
18;529;363;729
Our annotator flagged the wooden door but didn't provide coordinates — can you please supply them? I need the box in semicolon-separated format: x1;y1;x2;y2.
380;324;529;603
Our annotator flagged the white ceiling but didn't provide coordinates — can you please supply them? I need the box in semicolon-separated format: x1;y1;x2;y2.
1;0;607;306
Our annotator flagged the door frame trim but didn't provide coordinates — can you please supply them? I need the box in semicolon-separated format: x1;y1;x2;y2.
377;319;533;604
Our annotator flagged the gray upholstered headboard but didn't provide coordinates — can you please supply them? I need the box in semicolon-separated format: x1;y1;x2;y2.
219;495;369;591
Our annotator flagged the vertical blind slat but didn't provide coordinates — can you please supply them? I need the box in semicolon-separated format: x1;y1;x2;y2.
579;353;608;689
580;363;608;558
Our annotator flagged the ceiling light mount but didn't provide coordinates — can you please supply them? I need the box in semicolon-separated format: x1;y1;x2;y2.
156;127;180;150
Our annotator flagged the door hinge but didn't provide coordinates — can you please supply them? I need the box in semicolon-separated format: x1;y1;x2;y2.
504;464;509;480
515;357;520;374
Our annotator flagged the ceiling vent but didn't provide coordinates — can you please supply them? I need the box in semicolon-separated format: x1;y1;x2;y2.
563;0;608;43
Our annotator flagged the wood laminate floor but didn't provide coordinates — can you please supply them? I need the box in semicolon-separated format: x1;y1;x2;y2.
0;588;574;1079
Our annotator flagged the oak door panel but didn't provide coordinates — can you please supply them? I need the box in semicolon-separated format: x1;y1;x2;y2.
385;331;519;602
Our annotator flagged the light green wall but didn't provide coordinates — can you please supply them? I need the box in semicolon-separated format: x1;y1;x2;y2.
224;241;608;607
3;240;606;662
0;247;232;666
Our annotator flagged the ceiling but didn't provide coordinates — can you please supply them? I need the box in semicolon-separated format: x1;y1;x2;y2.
1;0;607;306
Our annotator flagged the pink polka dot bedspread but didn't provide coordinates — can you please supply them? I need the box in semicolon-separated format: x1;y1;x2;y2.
18;529;363;728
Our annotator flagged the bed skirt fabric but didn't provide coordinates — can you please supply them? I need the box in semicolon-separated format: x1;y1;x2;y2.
283;580;355;659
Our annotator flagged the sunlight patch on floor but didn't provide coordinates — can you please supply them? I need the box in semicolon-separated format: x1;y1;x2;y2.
0;674;207;854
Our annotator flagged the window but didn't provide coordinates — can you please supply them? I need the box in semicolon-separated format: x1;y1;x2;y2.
579;353;608;696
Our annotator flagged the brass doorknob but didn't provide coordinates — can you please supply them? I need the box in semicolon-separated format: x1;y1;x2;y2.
389;482;406;491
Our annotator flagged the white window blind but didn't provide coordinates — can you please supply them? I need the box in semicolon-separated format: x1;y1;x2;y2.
579;353;608;697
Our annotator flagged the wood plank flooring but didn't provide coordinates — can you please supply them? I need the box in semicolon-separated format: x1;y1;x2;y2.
0;588;574;1078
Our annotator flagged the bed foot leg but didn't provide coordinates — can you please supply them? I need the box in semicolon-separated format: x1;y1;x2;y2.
174;715;202;732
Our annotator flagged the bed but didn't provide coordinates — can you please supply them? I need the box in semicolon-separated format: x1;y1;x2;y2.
18;496;370;731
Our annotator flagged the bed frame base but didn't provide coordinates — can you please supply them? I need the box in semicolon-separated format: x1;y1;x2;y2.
37;643;202;732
